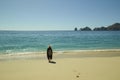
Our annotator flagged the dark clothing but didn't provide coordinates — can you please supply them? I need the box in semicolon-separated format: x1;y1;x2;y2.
47;47;53;60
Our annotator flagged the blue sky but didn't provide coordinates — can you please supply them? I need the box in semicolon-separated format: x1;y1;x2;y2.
0;0;120;30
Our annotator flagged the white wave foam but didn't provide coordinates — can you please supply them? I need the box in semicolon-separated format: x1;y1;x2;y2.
54;49;120;53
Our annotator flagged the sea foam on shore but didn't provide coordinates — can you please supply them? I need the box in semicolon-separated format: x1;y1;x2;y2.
0;49;120;61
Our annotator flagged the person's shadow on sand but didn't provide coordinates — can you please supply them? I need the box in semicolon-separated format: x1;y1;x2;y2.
49;61;56;64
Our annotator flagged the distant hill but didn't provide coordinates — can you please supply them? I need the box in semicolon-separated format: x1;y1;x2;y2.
80;27;92;31
93;26;107;31
107;23;120;31
74;23;120;31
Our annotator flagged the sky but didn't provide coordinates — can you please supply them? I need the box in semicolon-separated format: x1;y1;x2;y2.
0;0;120;30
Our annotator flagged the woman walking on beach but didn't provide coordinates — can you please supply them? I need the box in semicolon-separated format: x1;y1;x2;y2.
47;45;53;63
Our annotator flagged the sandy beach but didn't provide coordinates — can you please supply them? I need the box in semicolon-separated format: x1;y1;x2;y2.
0;50;120;80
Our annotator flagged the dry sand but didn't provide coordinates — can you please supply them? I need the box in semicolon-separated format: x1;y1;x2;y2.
0;50;120;80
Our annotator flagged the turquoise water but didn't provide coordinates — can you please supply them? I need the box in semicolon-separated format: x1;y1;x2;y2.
0;31;120;54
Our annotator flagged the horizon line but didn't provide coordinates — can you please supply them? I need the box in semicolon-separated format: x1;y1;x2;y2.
0;29;74;31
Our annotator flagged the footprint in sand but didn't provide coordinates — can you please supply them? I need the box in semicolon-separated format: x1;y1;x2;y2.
76;75;79;78
76;73;80;78
73;70;80;78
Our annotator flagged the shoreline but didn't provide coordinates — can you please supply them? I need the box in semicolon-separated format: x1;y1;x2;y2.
1;48;120;54
0;49;120;61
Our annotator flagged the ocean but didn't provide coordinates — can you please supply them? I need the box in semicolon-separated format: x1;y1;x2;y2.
0;31;120;54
